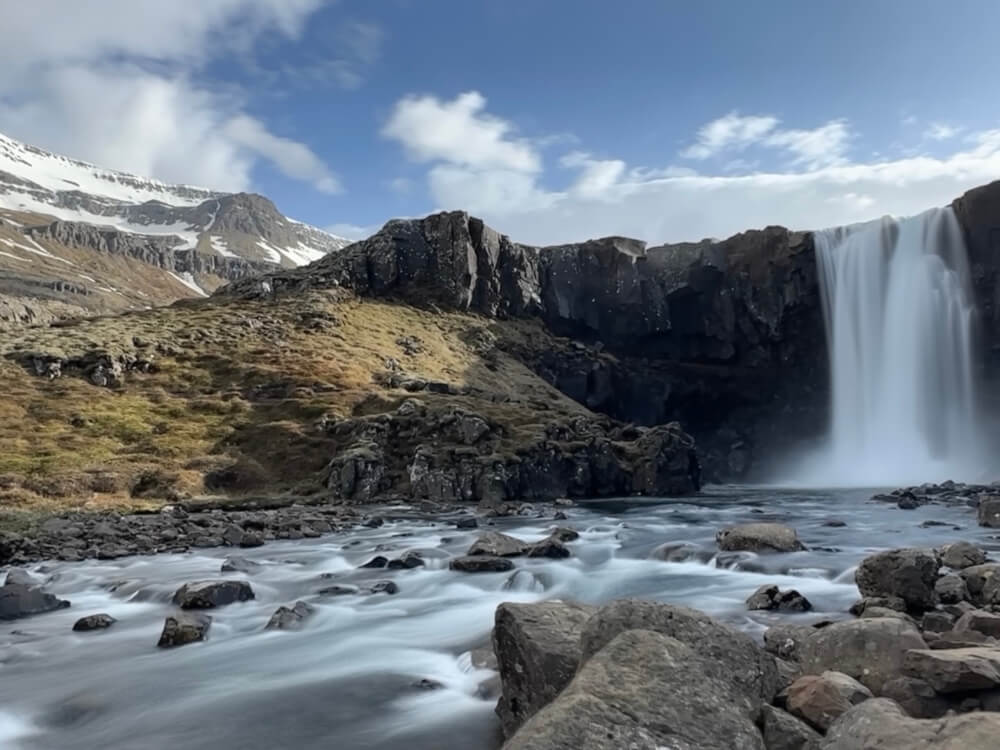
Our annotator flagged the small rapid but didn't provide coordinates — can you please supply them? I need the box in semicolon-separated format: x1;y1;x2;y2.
1;487;996;750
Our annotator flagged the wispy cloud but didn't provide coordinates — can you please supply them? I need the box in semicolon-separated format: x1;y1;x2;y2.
925;122;963;141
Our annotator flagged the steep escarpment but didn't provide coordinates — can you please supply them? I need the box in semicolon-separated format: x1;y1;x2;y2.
221;212;827;479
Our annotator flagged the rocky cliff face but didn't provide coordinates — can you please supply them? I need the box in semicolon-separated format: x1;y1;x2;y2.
954;181;1000;375
221;211;828;480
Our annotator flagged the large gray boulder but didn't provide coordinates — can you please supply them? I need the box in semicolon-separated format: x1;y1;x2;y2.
760;705;820;750
821;697;1000;749
785;672;871;732
493;601;596;737
265;601;314;631
0;583;70;620
939;541;987;570
798;617;927;693
977;495;1000;528
157;612;211;648
955;609;1000;638
578;599;778;710
716;523;805;553
172;580;255;609
959;563;1000;606
879;676;951;719
903;647;1000;693
503;629;765;750
468;532;528;557
854;548;940;611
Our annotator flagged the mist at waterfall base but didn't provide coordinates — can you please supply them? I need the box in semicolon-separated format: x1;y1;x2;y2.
792;206;988;487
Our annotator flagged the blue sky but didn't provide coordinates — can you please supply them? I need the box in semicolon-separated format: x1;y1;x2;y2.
2;0;1000;244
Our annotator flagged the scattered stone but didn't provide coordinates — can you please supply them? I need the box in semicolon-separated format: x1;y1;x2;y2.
265;601;314;631
849;595;907;616
855;548;940;611
959;563;1000;606
935;574;969;605
940;541;987;570
880;676;951;719
650;541;712;563
220;556;261;574
449;556;514;573
467;531;527;557
493;600;597;737
716;522;806;553
897;494;920;510
955;609;1000;639
904;646;1000;692
239;532;265;548
977;495;1000;527
786;671;872;732
367;581;399;595
362;517;384;529
411;678;443;690
72;614;116;632
157;612;211;648
822;697;1000;749
525;538;570;559
921;610;956;633
387;551;425;569
798;617;927;693
761;704;821;750
171;580;254;609
0;584;71;621
822;520;847;528
454;517;478;530
4;569;43;587
547;527;579;543
359;555;389;569
746;584;813;612
317;584;358;596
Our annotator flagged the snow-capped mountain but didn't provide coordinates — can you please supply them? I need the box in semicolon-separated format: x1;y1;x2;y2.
0;131;354;326
0;131;351;266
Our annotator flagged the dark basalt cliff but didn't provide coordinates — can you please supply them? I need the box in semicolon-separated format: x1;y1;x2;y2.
220;213;827;480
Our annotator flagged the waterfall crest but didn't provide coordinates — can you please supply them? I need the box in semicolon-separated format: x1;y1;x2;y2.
805;206;982;485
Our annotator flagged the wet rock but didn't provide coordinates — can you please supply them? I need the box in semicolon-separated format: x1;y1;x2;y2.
579;599;778;710
239;532;265;548
746;584;813;612
503;629;765;750
525;538;570;559
787;671;872;732
897;494;920;510
4;569;44;587
940;541;987;570
716;522;806;553
367;581;399;595
172;580;254;609
955;609;1000;639
977;495;1000;527
454;517;478;529
493;600;596;737
959;563;1000;606
387;551;425;569
904;646;1000;692
220;556;261;574
411;678;443;691
0;584;71;620
449;555;514;573
546;527;579;543
467;531;527;557
822;520;847;528
880;676;951;719
761;704;821;750
822;697;1000;749
849;595;907;616
265;601;314;631
157;612;211;648
72;614;116;632
649;541;712;563
855;548;940;612
317;584;358;597
798;617;927;693
921;610;956;633
359;555;389;569
935;574;969;605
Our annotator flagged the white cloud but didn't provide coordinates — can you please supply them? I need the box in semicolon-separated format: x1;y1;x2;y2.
680;112;779;159
763;119;851;168
0;1;338;194
326;222;377;240
389;177;414;194
925;122;962;141
382;91;541;172
560;152;628;200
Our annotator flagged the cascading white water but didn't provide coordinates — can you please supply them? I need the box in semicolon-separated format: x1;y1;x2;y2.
807;206;982;486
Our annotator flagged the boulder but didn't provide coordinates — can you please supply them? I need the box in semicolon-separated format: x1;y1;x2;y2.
786;672;872;732
959;563;1000;606
763;623;819;661
578;599;778;710
367;581;399;595
849;595;906;615
821;697;1000;749
171;580;255;609
72;614;116;632
798;617;927;693
977;495;1000;527
387;551;426;569
650;541;713;563
467;531;527;557
547;527;579;542
450;556;514;573
220;556;261;574
359;555;389;569
903;647;1000;692
525;538;570;559
939;541;987;570
493;600;596;737
265;601;314;631
503;629;765;750
921;611;956;633
954;609;1000;639
855;548;940;611
4;568;43;587
746;584;812;612
0;583;71;620
157;612;211;648
880;676;951;719
934;574;969;605
716;523;806;553
760;705;821;750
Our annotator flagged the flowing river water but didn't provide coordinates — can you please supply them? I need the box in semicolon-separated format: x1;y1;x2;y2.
1;486;996;750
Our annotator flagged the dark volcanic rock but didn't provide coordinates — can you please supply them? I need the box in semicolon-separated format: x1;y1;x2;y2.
977;495;1000;528
72;614;116;632
855;548;940;612
157;613;211;648
265;601;314;631
746;584;813;612
449;556;514;573
717;523;806;553
761;704;821;750
0;583;70;620
220;556;261;574
172;580;254;609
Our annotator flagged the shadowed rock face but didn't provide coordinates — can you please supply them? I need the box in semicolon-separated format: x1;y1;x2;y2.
220;212;828;480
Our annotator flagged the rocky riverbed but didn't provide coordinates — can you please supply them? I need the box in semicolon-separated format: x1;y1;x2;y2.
2;485;1000;749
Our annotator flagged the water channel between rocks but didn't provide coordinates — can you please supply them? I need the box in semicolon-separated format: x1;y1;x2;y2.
2;485;996;750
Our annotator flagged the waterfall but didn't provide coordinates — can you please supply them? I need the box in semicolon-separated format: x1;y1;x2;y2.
807;206;982;486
